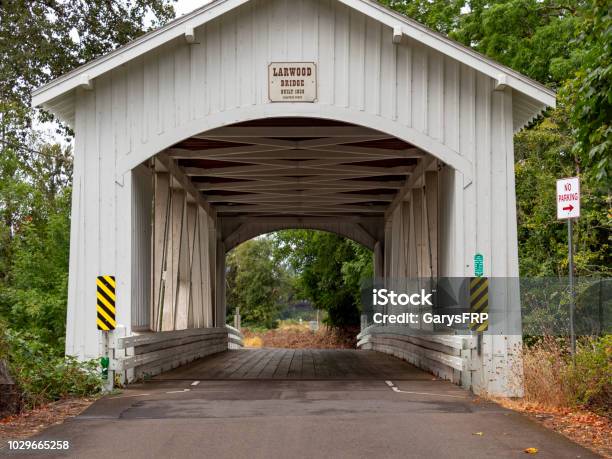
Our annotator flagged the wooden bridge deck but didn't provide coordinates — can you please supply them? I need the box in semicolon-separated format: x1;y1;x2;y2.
153;349;432;380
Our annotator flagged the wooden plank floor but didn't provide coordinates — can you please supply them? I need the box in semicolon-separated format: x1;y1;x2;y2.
153;349;432;380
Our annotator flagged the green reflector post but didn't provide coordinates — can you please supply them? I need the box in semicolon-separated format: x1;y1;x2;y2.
474;253;484;277
100;356;109;380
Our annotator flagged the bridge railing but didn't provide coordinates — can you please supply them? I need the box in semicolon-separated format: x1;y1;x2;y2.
110;327;228;382
226;324;244;349
357;325;476;388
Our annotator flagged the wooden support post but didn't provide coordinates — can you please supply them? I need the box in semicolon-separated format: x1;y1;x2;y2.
406;200;417;278
208;216;217;327
425;171;439;278
153;172;170;332
215;236;226;327
373;241;384;280
412;189;424;278
164;188;184;331
384;220;392;283
190;208;203;329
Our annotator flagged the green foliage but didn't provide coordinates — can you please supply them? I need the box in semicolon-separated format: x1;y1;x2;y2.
0;0;176;137
514;109;611;277
452;0;584;87
566;335;612;413
383;0;586;88
0;324;102;409
226;237;293;328
379;0;464;34
0;0;177;356
564;0;612;183
522;335;611;412
0;140;74;349
274;230;372;328
383;0;610;277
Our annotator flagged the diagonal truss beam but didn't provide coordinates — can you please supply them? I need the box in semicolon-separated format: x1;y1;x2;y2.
195;180;406;191
206;192;395;203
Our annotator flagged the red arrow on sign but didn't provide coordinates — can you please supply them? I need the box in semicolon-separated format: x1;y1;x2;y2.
563;204;574;212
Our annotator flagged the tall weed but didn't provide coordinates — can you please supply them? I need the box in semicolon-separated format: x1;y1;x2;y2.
522;335;611;415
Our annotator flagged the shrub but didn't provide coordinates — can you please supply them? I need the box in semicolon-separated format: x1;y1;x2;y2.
0;325;102;410
522;335;611;415
566;335;611;412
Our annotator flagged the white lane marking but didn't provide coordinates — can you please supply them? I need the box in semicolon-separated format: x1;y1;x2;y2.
108;393;151;399
191;381;200;386
166;389;191;394
384;380;467;399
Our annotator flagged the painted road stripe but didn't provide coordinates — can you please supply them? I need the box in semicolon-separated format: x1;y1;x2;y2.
384;380;467;399
108;393;151;399
191;381;200;386
166;389;191;394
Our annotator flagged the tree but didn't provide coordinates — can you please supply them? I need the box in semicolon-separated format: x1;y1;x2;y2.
0;0;177;350
564;0;612;183
379;0;464;34
274;230;372;328
0;0;176;139
451;0;585;87
514;107;611;277
0;140;73;349
382;0;586;88
226;237;293;328
384;0;610;278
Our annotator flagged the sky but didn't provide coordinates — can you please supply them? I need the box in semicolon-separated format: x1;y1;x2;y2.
36;0;214;147
174;0;214;17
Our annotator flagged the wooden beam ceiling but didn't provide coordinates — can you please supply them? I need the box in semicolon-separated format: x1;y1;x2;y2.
160;118;433;218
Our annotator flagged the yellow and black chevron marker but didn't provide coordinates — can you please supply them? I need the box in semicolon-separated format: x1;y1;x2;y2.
96;275;116;331
469;277;489;332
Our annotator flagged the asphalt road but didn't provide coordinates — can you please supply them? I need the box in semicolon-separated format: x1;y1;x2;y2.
0;376;598;458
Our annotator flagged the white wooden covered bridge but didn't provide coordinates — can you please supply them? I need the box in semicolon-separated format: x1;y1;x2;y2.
33;0;555;396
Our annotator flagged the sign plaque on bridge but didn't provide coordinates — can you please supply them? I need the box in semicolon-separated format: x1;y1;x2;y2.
268;62;317;102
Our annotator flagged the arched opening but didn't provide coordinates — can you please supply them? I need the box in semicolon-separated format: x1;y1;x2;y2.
141;116;443;334
225;229;372;348
133;115;455;383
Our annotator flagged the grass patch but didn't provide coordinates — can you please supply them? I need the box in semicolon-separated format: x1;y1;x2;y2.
242;322;358;349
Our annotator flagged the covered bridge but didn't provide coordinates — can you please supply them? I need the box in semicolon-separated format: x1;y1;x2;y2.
33;0;555;396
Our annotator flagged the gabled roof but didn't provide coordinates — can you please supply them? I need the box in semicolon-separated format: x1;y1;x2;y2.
32;0;556;129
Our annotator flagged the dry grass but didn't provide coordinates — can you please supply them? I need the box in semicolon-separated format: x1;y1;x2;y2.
491;336;612;458
242;323;357;349
520;336;611;412
0;398;94;441
521;337;572;407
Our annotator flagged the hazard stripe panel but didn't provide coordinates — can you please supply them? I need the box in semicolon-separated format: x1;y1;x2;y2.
96;275;116;331
468;277;488;332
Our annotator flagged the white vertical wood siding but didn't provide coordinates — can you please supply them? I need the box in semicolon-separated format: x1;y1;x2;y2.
131;165;153;330
66;0;521;397
74;0;503;179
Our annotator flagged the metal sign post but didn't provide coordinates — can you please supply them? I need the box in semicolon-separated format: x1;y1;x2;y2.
568;218;575;357
556;177;580;357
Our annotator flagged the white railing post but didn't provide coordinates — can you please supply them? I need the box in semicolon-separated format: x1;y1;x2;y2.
360;314;368;332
